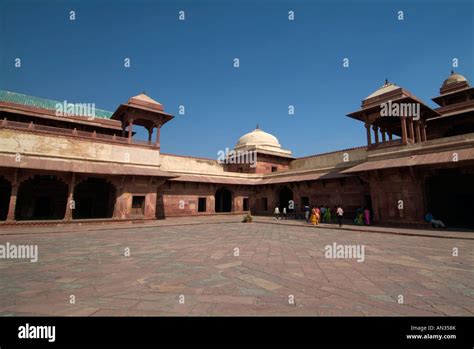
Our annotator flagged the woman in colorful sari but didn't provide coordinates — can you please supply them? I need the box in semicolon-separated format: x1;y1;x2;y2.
364;208;371;225
324;206;331;224
354;208;364;225
310;207;318;226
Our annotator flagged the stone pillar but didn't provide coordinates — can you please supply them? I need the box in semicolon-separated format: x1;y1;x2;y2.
127;119;133;143
408;117;415;142
6;184;18;222
113;176;126;219
401;117;408;145
422;123;428;141
365;123;372;146
372;125;379;144
144;193;157;219
64;173;75;221
155;125;161;148
113;190;123;219
381;129;386;142
388;132;393;141
415;121;422;143
6;170;19;222
148;128;153;142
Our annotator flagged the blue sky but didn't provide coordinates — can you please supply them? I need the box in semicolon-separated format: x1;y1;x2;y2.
0;0;473;158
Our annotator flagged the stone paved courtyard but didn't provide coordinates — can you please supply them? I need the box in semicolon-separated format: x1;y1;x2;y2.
0;219;473;316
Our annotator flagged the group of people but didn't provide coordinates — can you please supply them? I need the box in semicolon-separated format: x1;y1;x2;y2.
353;207;371;225
273;206;289;220
274;204;345;227
306;205;344;227
273;204;448;230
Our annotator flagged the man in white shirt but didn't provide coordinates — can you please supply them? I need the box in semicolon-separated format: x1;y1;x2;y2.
336;205;344;227
274;206;280;220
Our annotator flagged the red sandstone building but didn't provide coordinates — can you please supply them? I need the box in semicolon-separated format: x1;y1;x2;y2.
0;71;473;228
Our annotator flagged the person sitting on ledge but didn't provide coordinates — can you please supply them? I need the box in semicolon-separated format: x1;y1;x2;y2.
425;212;446;228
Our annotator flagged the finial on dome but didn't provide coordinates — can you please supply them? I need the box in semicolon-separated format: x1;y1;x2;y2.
384;78;389;85
451;69;454;75
256;123;260;130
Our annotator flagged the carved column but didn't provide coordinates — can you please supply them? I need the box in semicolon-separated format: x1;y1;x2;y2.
372;125;379;144
400;117;408;145
415;121;422;143
155;125;161;148
6;169;19;222
127;119;133;143
147;128;153;142
408;117;415;142
422;122;428;141
64;173;75;221
365;123;372;147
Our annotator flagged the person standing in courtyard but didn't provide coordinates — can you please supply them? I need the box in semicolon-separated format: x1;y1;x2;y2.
320;205;326;223
336;205;344;227
354;208;363;225
274;206;280;220
282;206;287;220
315;206;321;224
310;207;318;226
324;205;331;224
304;205;310;222
364;207;371;225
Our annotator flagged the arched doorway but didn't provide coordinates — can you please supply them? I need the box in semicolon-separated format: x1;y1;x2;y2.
425;172;474;228
215;188;232;212
15;175;68;220
278;186;293;211
73;178;116;219
0;177;12;221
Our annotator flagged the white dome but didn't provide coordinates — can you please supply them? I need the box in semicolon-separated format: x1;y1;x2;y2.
234;126;292;157
442;71;468;88
236;127;281;148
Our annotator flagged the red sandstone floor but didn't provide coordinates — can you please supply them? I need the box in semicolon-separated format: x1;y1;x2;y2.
0;217;472;316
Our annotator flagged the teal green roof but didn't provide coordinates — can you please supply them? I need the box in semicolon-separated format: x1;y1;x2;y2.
0;90;113;119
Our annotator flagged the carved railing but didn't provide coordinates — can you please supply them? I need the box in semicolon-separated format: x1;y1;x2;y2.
367;138;403;150
0;118;157;148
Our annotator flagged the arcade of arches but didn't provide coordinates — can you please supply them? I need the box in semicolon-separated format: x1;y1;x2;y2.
0;173;121;222
0;169;472;229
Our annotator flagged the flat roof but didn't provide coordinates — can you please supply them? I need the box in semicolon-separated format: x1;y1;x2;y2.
0;153;176;177
342;147;474;173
